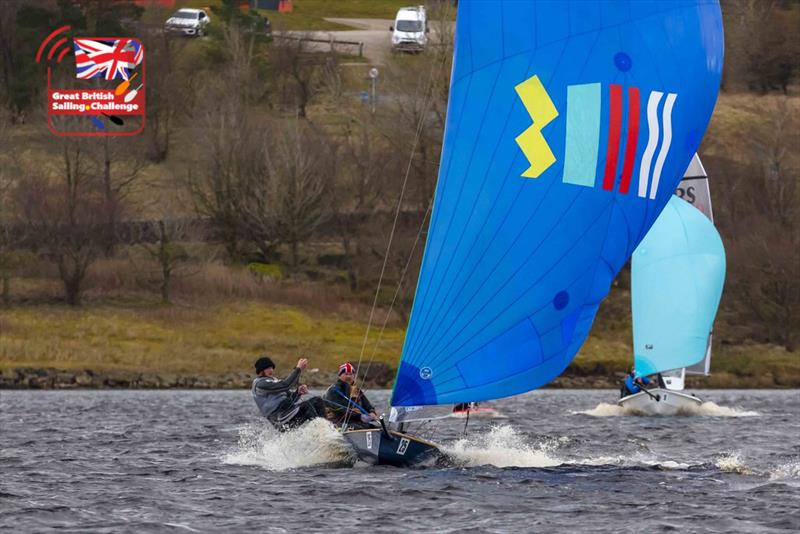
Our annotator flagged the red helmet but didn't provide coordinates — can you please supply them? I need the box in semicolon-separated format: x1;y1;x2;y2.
338;362;355;376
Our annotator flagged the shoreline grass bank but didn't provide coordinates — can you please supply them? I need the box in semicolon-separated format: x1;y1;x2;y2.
1;301;797;389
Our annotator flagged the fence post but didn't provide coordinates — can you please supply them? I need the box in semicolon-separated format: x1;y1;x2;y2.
359;42;363;57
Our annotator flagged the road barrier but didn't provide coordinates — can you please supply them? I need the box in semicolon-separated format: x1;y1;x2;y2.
273;34;364;57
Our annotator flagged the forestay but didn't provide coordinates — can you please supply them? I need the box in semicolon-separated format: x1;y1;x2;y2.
391;0;725;407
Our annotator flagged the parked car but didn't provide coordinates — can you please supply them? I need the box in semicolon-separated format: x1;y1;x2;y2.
164;8;210;37
390;6;428;52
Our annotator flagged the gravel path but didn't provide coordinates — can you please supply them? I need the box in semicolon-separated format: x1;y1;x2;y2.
277;18;453;65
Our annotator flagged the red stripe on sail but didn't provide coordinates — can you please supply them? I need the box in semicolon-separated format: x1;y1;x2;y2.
602;84;623;191
618;87;641;194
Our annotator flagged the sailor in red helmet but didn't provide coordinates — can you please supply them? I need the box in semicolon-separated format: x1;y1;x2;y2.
323;362;379;429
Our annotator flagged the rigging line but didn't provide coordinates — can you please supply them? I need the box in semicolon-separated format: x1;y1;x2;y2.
353;49;442;364
356;193;434;394
346;14;453;426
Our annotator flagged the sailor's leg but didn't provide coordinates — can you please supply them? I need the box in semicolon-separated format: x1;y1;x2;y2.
285;396;328;427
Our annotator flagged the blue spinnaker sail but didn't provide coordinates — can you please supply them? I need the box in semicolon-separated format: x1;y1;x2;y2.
391;0;724;406
632;195;726;376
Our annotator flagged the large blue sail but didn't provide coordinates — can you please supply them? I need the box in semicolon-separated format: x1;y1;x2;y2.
632;195;726;375
391;0;724;406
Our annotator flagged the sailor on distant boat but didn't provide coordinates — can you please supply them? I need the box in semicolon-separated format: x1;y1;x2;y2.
622;368;653;397
251;356;326;430
323;362;378;429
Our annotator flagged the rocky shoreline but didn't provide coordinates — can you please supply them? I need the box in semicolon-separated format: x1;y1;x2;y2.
0;367;620;390
0;363;398;390
2;366;792;390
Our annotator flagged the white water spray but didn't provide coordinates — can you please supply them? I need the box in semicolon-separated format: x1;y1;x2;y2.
222;419;353;471
443;425;562;468
769;460;800;481
714;452;754;474
574;400;759;417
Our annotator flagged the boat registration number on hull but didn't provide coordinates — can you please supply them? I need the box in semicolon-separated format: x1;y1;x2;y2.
397;438;410;455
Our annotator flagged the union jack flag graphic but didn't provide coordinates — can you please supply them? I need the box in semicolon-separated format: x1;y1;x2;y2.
72;38;143;80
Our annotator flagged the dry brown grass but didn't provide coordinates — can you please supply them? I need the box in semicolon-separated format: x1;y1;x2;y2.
0;300;406;376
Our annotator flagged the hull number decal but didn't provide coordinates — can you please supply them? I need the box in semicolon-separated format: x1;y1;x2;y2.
397;438;410;455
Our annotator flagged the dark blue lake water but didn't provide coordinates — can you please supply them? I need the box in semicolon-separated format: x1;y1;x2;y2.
1;389;798;532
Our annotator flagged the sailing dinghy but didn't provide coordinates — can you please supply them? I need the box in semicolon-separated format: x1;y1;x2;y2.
619;155;726;415
344;0;724;466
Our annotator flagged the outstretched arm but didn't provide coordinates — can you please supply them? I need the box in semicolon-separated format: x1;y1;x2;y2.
254;367;302;395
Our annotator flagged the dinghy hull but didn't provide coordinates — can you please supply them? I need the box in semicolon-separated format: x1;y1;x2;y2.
617;388;702;415
342;429;440;467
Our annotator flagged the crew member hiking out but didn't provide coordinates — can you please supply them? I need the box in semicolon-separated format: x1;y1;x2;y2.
323;362;379;429
621;368;653;398
251;356;326;430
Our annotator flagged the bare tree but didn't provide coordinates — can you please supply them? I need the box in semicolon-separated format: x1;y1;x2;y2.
187;88;269;260
142;32;178;162
268;122;332;268
332;116;392;290
16;141;110;305
722;0;799;93
139;219;189;304
730;224;799;352
379;22;452;211
713;97;800;352
91;137;145;255
235;120;333;268
273;35;332;119
184;26;273;260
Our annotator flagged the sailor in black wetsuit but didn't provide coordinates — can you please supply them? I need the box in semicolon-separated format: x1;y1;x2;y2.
251;356;326;430
323;362;379;429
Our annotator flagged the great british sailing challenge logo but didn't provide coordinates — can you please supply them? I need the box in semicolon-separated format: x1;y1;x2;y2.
36;25;145;137
515;74;677;200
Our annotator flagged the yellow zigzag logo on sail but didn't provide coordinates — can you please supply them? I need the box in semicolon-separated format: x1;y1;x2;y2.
515;75;559;178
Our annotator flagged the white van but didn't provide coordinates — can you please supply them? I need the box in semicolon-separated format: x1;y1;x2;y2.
390;6;428;52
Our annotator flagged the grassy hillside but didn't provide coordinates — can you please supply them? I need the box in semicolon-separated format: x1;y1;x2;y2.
0;301;403;375
2;292;796;387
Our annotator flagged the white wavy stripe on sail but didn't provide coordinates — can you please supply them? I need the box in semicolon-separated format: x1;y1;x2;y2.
637;91;663;198
649;92;677;200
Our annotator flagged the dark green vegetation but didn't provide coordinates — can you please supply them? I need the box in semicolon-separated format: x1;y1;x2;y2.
0;1;797;388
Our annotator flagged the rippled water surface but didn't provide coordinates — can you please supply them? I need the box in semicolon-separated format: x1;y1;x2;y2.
1;389;798;532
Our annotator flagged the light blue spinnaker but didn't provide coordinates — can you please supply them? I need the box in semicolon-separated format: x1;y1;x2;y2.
391;0;725;407
631;195;726;376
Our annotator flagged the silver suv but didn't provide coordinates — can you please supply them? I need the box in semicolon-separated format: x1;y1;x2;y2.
165;8;210;37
